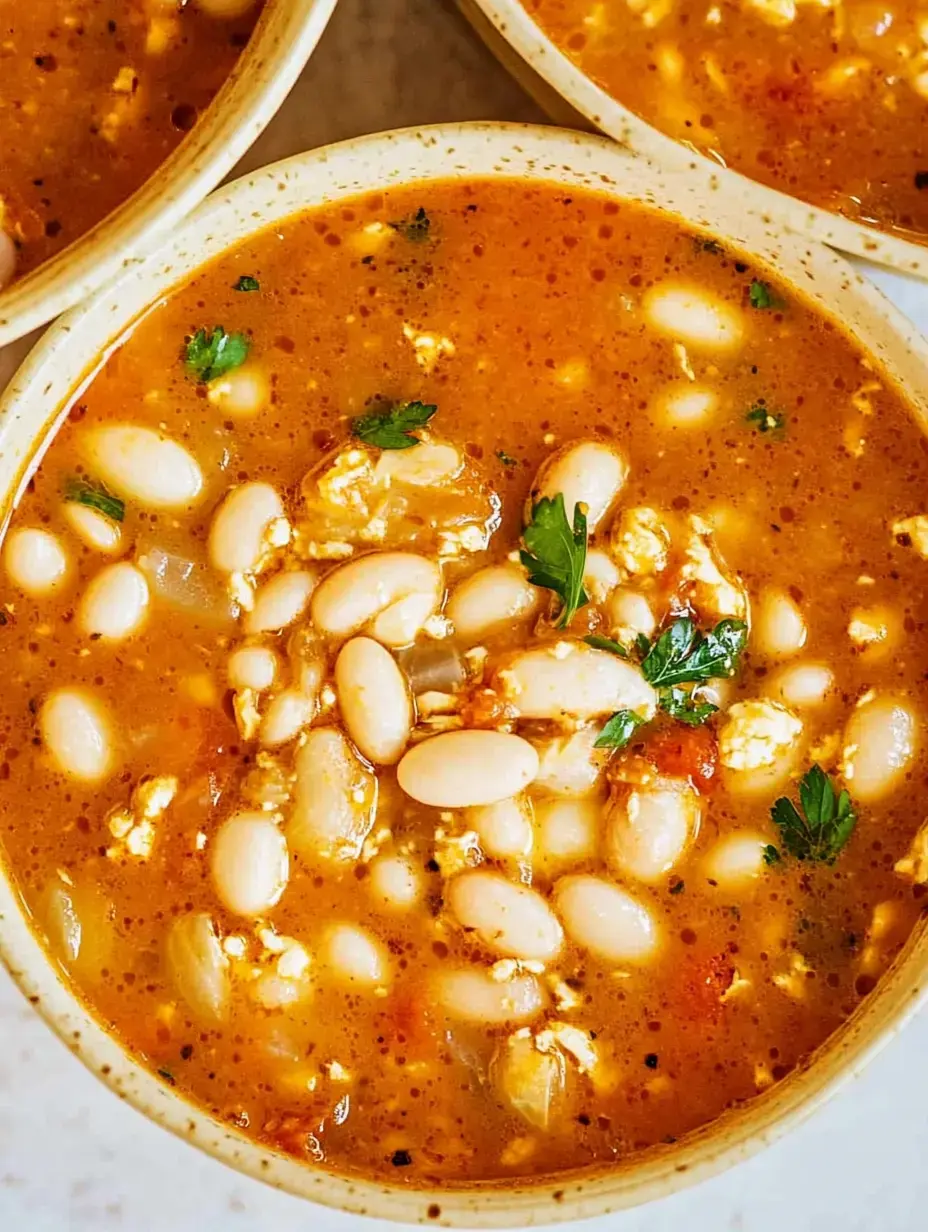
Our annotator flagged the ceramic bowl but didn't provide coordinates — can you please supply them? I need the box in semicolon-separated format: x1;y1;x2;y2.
0;0;338;349
458;0;928;278
2;122;928;1225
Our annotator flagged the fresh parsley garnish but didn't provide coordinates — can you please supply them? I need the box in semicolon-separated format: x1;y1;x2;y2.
640;617;748;689
388;207;431;243
185;326;249;383
769;764;857;863
63;476;125;523
749;280;778;309
583;634;628;658
746;404;786;434
762;844;781;866
233;275;260;292
520;494;589;630
658;685;718;726
594;709;645;750
351;400;437;450
496;449;519;467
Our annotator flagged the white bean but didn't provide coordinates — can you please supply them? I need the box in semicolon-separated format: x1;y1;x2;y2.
288;727;376;860
259;689;314;747
446;565;541;645
85;425;203;509
644;284;744;351
210;813;289;917
40;689;114;782
555;874;658;963
448;870;563;961
532;726;609;797
658;384;718;427
165;912;230;1022
704;832;768;887
398;730;539;808
245;569;315;635
227;645;278;691
606;588;656;644
535;797;599;867
842;695;917;802
4;527;68;595
434;968;546;1025
498;642;656;720
208;482;284;575
583;549;621;604
63;502;122;554
311;551;441;645
335;637;412;765
767;662;835;710
206;366;268;417
368;854;423;910
528;440;628;532
0;228;16;291
755;588;807;659
606;778;700;882
467;795;534;859
374;442;462;487
322;923;389;987
78;562;149;641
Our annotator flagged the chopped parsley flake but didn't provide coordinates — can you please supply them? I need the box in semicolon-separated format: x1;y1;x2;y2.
749;280;778;310
583;634;629;658
184;326;249;383
63;476;125;523
388;207;431;243
520;494;589;629
351;400;437;450
496;449;519;467
746;404;786;434
233;275;260;292
594;709;646;750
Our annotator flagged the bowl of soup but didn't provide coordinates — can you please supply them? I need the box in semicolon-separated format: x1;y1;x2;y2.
459;0;928;276
0;0;337;347
2;122;928;1222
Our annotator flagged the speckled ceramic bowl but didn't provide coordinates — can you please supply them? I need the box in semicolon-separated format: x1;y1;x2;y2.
459;0;928;278
2;123;928;1225
0;0;338;349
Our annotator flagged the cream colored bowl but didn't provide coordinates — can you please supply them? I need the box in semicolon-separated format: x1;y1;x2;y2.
0;0;338;349
459;0;928;277
2;123;928;1224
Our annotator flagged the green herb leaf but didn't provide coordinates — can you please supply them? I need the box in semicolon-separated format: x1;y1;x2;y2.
746;404;786;434
496;449;519;467
640;617;748;688
185;327;249;383
63;476;125;523
658;686;718;726
520;494;589;629
233;275;260;292
351;400;437;450
770;764;857;863
388;207;431;243
762;844;781;866
583;634;628;658
635;633;652;659
594;709;645;750
749;280;778;309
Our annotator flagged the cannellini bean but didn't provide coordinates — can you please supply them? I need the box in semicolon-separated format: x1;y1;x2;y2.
208;483;285;575
535;797;599;867
467;795;534;859
0;228;16;291
446;565;541;645
335;637;412;765
606;778;700;882
398;730;539;807
532;726;609;797
311;551;441;646
555;875;658;963
85;425;203;508
704;832;768;887
498;642;656;720
606;588;656;643
528;440;628;531
368;854;423;910
206;366;268;417
39;689;114;782
210;813;289;917
841;695;917;802
3;527;68;595
447;870;563;961
259;689;314;747
768;662;835;710
584;549;620;603
374;442;462;486
288;727;376;859
78;562;149;641
755;589;807;658
63;502;122;554
165;912;230;1022
322;923;389;987
658;384;718;427
245;569;315;635
42;880;112;978
644;284;744;351
227;645;278;691
435;968;546;1025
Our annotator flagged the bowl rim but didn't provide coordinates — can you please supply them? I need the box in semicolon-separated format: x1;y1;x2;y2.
0;0;339;349
460;0;928;278
3;120;928;1226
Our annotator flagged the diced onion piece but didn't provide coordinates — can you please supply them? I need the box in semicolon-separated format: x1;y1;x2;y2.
165;912;230;1022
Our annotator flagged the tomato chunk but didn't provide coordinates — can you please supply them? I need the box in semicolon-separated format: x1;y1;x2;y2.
646;724;719;792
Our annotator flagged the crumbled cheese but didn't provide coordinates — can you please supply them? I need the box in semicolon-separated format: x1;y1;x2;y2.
423;614;453;639
611;506;671;577
719;700;802;771
402;323;456;372
895;819;928;883
546;975;581;1012
228;570;256;612
105;775;178;861
233;688;262;742
145;16;178;54
316;448;376;515
433;828;483;876
490;959;545;982
720;969;752;1002
111;66;138;94
892;515;928;559
848;606;889;646
679;515;749;619
223;935;247;959
773;952;814;999
535;1022;598;1074
325;1060;352;1082
673;341;696;380
294;536;355;560
277;943;311;981
437;524;490;557
416;691;461;718
360;826;393;863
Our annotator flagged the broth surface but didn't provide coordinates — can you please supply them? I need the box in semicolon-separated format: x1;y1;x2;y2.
1;180;928;1185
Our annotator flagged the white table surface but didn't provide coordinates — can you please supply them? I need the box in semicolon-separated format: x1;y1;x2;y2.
3;1;928;1228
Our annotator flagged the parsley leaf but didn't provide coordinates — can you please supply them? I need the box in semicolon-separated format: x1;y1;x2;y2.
496;449;519;467
233;275;260;292
351;400;437;450
640;617;748;688
520;494;589;629
594;709;645;750
185;326;249;383
770;764;857;863
749;280;778;309
746;404;786;434
583;634;629;658
63;476;125;523
658;686;718;726
388;207;431;242
762;844;781;866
